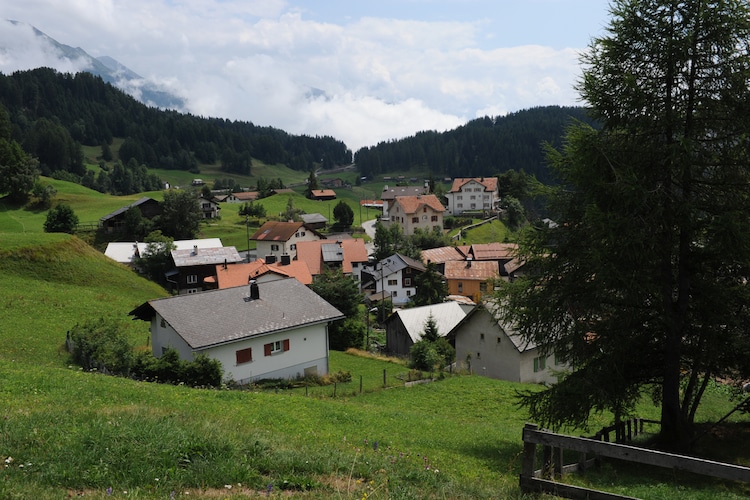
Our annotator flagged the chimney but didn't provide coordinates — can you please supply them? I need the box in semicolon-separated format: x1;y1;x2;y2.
280;254;291;266
466;257;472;268
223;259;227;270
248;279;260;300
266;254;277;264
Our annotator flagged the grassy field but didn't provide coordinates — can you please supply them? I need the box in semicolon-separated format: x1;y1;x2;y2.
1;184;750;498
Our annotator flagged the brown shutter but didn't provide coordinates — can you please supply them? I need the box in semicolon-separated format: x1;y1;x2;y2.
283;339;290;351
264;343;272;356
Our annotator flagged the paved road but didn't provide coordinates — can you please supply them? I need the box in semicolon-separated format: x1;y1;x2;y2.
362;219;377;257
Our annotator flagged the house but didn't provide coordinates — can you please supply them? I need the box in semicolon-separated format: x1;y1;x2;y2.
99;197;161;233
384;301;471;357
360;253;427;305
198;195;221;219
386;194;445;236
250;221;324;260
380;185;427;218
233;191;260;202
129;278;345;385
309;189;337;201
210;256;313;288
169;245;243;294
451;302;564;384
445;177;500;215
421;246;466;274
295;238;370;279
214;193;240;203
443;259;500;302
104;238;224;268
300;213;328;230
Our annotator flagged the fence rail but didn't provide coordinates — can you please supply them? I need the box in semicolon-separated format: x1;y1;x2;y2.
520;422;750;499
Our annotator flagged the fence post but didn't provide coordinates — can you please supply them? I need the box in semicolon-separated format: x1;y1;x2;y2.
542;445;553;479
521;423;538;483
627;419;632;441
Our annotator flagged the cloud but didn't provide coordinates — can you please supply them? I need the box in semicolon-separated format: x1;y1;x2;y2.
0;1;589;151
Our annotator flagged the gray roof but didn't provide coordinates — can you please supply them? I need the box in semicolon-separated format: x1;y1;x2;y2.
370;253;427;280
100;197;156;221
321;243;345;263
171;246;242;267
301;213;328;224
131;278;345;350
389;301;468;343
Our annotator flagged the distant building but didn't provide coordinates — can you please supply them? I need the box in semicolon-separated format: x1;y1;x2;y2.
386;194;445;236
250;221;323;260
99;197;161;233
445;177;499;215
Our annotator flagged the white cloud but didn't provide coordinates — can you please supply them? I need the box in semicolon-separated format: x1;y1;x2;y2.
0;0;603;151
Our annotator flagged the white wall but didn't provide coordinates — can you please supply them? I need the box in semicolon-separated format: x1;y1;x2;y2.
151;313;330;384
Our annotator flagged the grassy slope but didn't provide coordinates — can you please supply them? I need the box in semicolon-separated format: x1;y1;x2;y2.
1;188;749;498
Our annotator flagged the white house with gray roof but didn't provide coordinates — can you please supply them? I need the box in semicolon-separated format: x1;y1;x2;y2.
130;278;344;384
450;301;566;384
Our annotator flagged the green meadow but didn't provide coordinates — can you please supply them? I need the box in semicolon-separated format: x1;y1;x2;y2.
1;182;749;499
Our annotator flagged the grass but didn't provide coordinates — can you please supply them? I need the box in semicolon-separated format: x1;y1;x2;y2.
1;186;750;498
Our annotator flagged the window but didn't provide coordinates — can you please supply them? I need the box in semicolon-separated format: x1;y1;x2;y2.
271;244;280;251
480;333;485;340
457;203;463;208
387;279;398;286
236;347;253;364
431;215;438;222
457;195;463;200
406;290;411;297
497;336;502;344
186;288;200;294
290;243;296;251
404;278;412;286
470;195;476;200
295;232;300;238
422;215;427;220
534;356;547;372
476;352;481;359
479;282;487;292
160;318;167;328
423;207;427;212
301;232;306;237
264;339;290;356
412;217;419;223
187;274;198;284
458;282;463;293
393;291;398;297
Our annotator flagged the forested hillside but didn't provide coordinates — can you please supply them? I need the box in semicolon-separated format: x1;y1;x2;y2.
0;68;351;190
354;106;598;184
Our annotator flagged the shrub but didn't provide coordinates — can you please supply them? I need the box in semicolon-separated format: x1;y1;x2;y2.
68;318;134;376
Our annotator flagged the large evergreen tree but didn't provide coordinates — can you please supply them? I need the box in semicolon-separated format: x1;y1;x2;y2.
158;190;203;240
497;0;750;450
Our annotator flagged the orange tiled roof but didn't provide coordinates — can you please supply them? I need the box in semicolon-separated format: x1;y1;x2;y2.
443;260;500;280
311;189;337;198
448;177;498;193
391;194;445;215
421;246;464;264
296;238;370;275
213;259;313;288
234;191;260;201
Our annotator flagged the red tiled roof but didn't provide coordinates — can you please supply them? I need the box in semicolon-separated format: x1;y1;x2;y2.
250;221;305;242
213;259;313;288
443;260;500;280
448;177;498;193
421;246;464;264
296;238;370;275
311;189;337;198
391;194;445;214
470;242;518;261
234;191;260;201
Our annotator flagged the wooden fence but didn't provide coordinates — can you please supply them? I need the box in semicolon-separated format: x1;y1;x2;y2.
520;422;750;499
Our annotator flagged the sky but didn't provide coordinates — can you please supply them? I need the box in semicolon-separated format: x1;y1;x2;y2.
0;1;612;152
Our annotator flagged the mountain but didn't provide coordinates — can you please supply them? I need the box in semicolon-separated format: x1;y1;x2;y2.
4;20;184;109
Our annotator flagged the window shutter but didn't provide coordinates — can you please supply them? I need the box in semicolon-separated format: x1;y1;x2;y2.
283;339;290;351
264;343;272;356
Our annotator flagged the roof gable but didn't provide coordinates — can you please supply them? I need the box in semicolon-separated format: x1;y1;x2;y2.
250;221;305;242
391;194;445;214
448;177;499;194
389;302;468;343
214;258;313;287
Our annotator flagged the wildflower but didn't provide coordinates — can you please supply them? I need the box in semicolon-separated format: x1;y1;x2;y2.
4;457;12;464
106;487;113;496
224;484;232;489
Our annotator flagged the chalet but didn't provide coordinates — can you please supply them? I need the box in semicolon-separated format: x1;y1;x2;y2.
99;197;161;233
129;278;344;384
300;213;328;230
445;177;500;215
451;302;565;384
443;259;500;303
295;238;370;279
360;253;427;305
233;191;260;203
384;301;471;357
387;194;445;236
309;189;337;201
250;221;323;260
169;245;243;294
198;195;220;219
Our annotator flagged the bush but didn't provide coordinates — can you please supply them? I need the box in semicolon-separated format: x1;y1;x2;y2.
410;337;455;372
69;319;223;387
44;203;79;233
